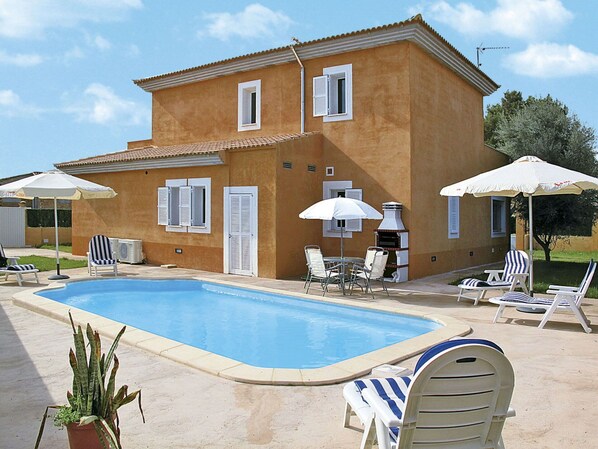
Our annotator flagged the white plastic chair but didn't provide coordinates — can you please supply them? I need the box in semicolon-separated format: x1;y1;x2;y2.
343;339;515;449
349;247;389;298
88;235;118;276
304;245;340;296
490;260;596;333
457;250;529;305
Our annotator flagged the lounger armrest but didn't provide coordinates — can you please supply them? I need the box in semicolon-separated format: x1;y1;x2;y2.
547;284;578;291
7;256;19;265
362;388;403;427
546;289;578;296
484;269;504;282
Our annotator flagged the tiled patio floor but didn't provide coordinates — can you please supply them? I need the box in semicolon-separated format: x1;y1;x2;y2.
1;249;597;448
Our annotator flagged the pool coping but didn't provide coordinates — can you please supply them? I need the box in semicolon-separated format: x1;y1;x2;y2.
12;276;471;386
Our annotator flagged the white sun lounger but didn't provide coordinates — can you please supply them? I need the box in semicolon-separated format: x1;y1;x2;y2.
0;243;40;286
489;260;596;333
457;250;529;305
343;339;515;449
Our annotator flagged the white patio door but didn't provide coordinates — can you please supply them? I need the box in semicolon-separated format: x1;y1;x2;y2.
224;187;258;276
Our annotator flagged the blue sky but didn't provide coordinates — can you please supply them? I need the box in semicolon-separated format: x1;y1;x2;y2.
1;0;596;179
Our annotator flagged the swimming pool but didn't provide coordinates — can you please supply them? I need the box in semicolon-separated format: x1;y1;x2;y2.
36;279;441;369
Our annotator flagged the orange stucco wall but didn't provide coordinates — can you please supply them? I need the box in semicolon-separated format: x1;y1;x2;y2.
70;39;507;280
408;45;508;278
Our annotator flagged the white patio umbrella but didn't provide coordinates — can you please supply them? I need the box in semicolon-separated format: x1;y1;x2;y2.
0;170;117;279
299;197;382;259
440;155;598;293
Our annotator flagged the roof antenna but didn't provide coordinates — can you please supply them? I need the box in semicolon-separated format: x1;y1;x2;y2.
476;43;509;68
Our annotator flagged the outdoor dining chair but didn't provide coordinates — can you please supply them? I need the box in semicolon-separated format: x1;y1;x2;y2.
304;245;341;296
349;247;389;299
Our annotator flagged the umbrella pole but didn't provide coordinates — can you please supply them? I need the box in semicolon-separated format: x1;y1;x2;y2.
528;195;534;295
48;197;69;280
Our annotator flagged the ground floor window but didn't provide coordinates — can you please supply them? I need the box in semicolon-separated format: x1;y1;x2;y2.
322;180;362;237
491;196;507;237
448;196;459;239
158;178;211;233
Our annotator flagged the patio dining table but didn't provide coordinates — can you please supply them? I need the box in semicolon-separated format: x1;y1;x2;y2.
323;256;365;295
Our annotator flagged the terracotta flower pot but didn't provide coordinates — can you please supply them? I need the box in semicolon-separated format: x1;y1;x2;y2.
66;422;108;449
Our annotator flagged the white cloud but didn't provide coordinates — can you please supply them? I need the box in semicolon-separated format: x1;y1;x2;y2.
90;35;112;51
0;0;143;39
418;0;573;41
65;83;150;126
505;43;598;78
64;46;85;61
0;89;42;117
0;50;43;66
200;3;293;41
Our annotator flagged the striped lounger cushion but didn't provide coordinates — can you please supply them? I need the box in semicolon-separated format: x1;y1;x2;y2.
354;376;412;441
6;264;36;271
500;291;569;307
89;235;116;264
460;278;490;287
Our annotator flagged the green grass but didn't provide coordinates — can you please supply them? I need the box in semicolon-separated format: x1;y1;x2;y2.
37;244;72;253
17;256;87;272
451;250;598;298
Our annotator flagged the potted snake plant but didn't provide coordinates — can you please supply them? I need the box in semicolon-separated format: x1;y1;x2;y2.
52;312;144;449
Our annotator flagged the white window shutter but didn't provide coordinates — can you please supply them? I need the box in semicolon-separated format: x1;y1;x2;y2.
158;187;169;225
449;196;460;238
345;188;363;232
313;75;329;117
179;186;192;227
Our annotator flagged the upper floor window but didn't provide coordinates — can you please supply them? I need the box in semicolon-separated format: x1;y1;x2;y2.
491;196;507;237
238;80;261;131
158;178;211;234
313;64;353;122
448;196;460;239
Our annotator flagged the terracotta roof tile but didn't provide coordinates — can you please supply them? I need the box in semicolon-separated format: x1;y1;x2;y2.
55;133;316;168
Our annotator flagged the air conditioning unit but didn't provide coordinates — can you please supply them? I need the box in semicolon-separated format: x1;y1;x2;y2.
118;239;143;264
108;238;120;260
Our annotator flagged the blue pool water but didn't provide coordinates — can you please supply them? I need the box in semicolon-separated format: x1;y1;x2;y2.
37;279;442;369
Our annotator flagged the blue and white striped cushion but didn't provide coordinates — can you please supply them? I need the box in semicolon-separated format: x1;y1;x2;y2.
354;376;411;441
460;278;490;287
6;264;36;271
503;250;528;282
500;291;568;306
89;235;116;264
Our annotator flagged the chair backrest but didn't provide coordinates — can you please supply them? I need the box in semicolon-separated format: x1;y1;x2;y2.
89;235;113;261
305;245;327;278
0;243;5;259
399;339;515;449
368;250;389;280
574;259;596;304
364;246;384;271
502;250;529;282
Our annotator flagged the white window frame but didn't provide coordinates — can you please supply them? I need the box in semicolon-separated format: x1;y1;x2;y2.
188;178;211;234
323;180;362;238
159;178;212;233
238;79;261;131
491;196;507;238
448;196;460;239
312;64;353;122
166;179;187;233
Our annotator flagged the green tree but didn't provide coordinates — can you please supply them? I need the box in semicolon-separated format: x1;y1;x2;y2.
496;96;598;261
484;90;526;147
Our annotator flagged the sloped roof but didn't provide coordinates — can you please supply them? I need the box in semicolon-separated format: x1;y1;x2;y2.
133;14;498;95
55;133;316;169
